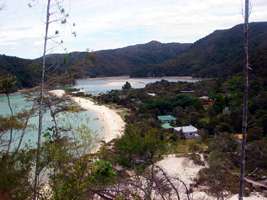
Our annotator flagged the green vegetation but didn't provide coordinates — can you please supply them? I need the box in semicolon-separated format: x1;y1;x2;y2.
97;74;267;197
114;124;166;168
1;74;267;199
0;151;34;200
0;75;17;94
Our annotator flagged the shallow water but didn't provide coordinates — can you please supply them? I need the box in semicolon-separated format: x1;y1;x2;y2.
0;93;103;150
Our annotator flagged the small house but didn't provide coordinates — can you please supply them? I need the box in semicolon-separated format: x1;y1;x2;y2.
157;115;176;123
174;125;200;139
158;115;176;130
161;123;173;129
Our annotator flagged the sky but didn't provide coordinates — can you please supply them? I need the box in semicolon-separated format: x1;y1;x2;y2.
0;0;266;59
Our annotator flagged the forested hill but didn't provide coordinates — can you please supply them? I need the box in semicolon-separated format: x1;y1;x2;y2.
145;22;267;78
0;41;191;87
0;55;34;87
85;41;191;76
37;41;191;77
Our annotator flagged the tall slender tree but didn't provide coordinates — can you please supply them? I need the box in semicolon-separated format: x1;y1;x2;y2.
239;0;250;199
33;0;51;199
31;0;75;198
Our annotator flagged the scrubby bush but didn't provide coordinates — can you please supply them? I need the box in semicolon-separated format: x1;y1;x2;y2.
114;124;166;168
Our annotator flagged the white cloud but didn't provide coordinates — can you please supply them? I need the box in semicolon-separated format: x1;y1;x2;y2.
0;0;266;58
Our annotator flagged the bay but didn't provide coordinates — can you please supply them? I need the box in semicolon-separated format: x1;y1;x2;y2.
0;76;200;149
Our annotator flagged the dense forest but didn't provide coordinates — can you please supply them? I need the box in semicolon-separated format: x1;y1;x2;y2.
145;22;267;78
0;41;191;88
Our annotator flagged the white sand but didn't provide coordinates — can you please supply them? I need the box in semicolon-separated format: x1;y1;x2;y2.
156;154;210;200
48;90;125;151
156;155;267;200
156;154;205;186
71;96;125;143
48;89;65;98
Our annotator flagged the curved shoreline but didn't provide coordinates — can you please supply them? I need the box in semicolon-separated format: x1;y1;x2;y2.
49;90;125;152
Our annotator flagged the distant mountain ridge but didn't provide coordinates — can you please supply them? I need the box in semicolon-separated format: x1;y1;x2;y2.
145;22;267;78
40;40;191;77
0;41;191;87
0;22;267;88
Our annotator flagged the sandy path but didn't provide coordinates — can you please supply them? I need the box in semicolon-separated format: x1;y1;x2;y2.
156;154;267;200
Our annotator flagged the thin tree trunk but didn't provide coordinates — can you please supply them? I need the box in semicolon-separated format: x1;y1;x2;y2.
14;110;32;155
6;94;14;154
33;0;51;199
48;103;59;138
239;0;249;199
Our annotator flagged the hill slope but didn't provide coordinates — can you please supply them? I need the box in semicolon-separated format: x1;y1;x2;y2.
0;55;36;87
42;41;191;77
148;22;267;78
0;41;191;87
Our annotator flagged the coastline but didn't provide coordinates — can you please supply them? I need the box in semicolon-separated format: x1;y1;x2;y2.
48;90;125;152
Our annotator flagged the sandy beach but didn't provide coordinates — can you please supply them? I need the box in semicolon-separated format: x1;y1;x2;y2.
48;90;125;151
71;96;125;143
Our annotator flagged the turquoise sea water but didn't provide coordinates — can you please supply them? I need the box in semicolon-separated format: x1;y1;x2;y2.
0;93;103;150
